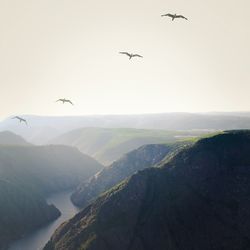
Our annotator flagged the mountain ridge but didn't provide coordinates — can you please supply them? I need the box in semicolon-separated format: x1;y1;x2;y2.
45;130;250;250
0;131;31;146
2;112;250;144
49;127;202;165
71;141;190;207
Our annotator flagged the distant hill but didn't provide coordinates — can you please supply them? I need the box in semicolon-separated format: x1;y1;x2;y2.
45;131;250;250
50;127;202;165
0;131;31;146
71;141;190;207
2;112;250;144
0;145;103;249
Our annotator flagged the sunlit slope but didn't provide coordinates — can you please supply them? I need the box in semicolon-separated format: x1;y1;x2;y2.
45;131;250;250
71;141;190;207
50;127;203;165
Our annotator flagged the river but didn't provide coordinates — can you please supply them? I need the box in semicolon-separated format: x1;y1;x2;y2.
8;190;80;250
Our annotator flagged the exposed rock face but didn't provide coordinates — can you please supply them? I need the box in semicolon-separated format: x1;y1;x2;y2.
45;131;250;250
71;143;185;207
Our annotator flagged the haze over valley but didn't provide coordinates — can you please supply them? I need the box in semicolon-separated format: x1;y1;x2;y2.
0;0;250;249
2;114;250;249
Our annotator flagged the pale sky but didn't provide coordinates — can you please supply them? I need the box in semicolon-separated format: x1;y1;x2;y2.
0;0;249;119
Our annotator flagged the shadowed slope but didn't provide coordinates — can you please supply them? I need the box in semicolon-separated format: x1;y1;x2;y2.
45;131;250;250
71;142;189;207
0;145;103;249
0;131;31;146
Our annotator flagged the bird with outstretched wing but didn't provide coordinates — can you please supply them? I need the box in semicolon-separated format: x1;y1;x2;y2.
132;54;143;58
161;13;188;21
119;52;143;60
175;15;188;20
12;116;28;125
56;98;74;105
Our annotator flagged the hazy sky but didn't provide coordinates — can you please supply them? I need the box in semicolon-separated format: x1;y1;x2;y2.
0;0;249;119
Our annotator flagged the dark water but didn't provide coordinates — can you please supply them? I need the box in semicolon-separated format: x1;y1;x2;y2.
8;190;80;250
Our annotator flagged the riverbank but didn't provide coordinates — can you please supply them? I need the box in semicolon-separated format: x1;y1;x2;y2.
8;190;80;250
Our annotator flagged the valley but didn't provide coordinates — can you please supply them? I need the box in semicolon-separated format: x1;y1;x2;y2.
1;126;250;250
49;127;207;165
0;132;102;249
9;190;80;250
0;0;248;249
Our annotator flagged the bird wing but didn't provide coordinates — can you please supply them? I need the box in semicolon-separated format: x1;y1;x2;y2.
133;54;143;58
56;99;62;102
161;14;174;18
119;52;131;57
176;15;188;20
67;100;74;105
11;116;27;124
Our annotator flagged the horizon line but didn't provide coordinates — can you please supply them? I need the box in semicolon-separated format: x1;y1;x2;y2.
2;110;250;121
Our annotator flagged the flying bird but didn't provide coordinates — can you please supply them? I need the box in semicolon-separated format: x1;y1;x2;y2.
56;98;74;105
161;13;188;21
119;52;143;60
12;116;28;125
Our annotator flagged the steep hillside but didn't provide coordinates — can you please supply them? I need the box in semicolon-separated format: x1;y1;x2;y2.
50;127;200;165
0;131;31;146
0;145;103;249
45;131;250;250
71;142;189;207
0;181;60;250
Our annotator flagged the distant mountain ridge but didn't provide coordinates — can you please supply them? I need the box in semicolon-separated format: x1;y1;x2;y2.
49;127;198;165
0;131;31;146
2;112;250;144
45;130;250;250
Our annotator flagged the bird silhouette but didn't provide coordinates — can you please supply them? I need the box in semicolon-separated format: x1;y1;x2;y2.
12;116;28;125
119;52;143;60
161;13;188;21
56;98;74;105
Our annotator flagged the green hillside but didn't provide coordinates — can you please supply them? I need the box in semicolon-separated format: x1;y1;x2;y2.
50;127;205;165
71;141;190;207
